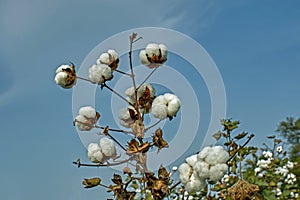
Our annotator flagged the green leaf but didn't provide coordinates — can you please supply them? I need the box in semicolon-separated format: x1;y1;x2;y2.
234;132;248;140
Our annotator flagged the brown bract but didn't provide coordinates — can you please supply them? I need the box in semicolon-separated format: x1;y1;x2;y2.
152;128;169;153
126;139;150;155
130;120;145;139
138;86;154;113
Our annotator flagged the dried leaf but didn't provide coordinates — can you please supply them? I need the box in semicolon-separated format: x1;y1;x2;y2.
112;174;123;185
82;177;101;188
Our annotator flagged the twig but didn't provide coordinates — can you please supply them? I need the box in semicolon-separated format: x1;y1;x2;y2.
113;69;132;76
129;33;142;120
102;83;135;107
106;132;127;152
170;181;181;191
73;120;132;134
136;67;158;90
77;76;94;83
145;119;163;132
227;134;255;163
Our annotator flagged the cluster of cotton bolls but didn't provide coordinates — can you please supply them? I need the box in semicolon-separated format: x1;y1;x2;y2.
151;93;181;120
254;150;274;177
87;137;116;163
74;106;100;131
140;43;168;68
54;64;77;88
178;146;229;192
89;49;119;84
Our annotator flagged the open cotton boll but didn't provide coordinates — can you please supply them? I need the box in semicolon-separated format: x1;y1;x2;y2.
118;106;136;128
166;98;181;117
54;64;76;89
205;146;229;165
209;163;228;182
78;106;96;119
74;115;89;131
139;50;151;66
87;143;103;163
185;174;206;192
100;137;116;157
89;64;113;84
185;154;198;167
197;146;212;160
159;44;168;60
178;163;192;184
194;161;210;179
152;95;167;106
145;43;160;57
97;53;110;65
151;104;168;119
107;49;118;60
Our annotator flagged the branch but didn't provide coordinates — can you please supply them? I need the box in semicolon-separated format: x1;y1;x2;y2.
73;158;133;168
227;134;255;163
102;83;135;107
136;67;158;90
145;119;163;132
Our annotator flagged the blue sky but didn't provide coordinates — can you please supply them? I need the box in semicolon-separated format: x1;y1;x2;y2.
0;1;300;199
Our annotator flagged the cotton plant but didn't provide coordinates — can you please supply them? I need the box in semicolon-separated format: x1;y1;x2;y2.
53;33;300;200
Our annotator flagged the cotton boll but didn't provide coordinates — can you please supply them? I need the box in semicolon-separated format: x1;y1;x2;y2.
87;143;103;163
197;146;212;160
118;106;136;128
107;49;118;60
185;174;206;192
139;50;151;65
151;104;168;119
152;95;167;106
166;98;181;117
100;137;116;157
205;146;228;165
97;53;110;65
193;161;210;179
159;44;168;60
54;64;76;88
209;163;228;181
89;64;113;84
74;115;89;131
186;154;198;167
145;43;160;57
178;163;192;183
79;106;96;119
